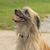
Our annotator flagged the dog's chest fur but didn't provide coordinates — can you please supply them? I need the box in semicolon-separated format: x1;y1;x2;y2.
16;25;42;50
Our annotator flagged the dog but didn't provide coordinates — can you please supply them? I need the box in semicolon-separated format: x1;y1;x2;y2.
13;7;50;50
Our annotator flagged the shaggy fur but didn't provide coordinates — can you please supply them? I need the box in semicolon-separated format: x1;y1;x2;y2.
13;7;50;50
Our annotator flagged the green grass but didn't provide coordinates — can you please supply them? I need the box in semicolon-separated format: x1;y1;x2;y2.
0;0;50;30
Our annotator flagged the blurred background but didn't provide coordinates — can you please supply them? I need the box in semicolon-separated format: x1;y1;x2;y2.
0;0;50;31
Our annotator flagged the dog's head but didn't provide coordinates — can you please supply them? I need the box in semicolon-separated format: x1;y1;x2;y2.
13;7;40;41
13;7;40;29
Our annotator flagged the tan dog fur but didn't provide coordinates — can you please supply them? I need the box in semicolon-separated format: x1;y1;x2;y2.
13;7;50;50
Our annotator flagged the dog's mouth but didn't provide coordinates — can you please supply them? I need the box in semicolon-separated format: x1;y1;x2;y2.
14;16;25;22
14;10;27;23
16;16;26;22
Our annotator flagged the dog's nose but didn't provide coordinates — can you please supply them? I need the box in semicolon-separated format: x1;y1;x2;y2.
15;9;19;15
15;9;20;16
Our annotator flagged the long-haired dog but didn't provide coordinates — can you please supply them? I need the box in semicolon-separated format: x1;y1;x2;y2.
13;7;50;50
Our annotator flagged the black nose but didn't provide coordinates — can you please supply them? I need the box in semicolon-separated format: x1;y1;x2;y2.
15;9;20;15
15;9;18;14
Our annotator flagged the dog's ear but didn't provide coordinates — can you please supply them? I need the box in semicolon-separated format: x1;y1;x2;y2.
34;16;40;29
24;9;30;17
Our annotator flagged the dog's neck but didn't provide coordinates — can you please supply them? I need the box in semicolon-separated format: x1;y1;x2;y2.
16;24;40;50
16;24;31;39
16;23;31;33
16;24;31;50
16;23;38;40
